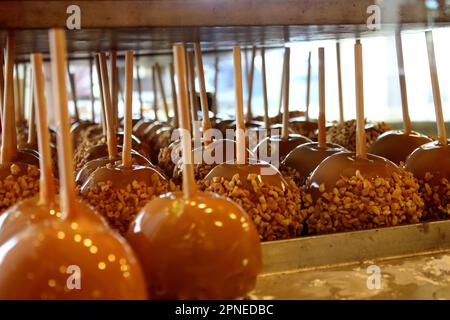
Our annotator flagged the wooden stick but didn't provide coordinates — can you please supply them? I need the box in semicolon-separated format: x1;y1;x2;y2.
122;51;134;168
318;48;326;148
213;55;219;118
282;48;290;140
49;28;77;218
173;44;197;198
32;53;56;206
89;57;95;122
27;69;36;147
169;62;179;127
395;32;412;134
277;51;286;116
1;33;17;165
95;54;107;135
67;65;80;122
194;42;212;143
246;46;256;123
233;47;246;165
261;47;269;129
425;31;447;145
0;48;4;123
354;40;367;159
305;51;312;122
99;52;118;159
109;50;119;129
244;48;250;93
187;50;199;125
14;64;23;124
152;64;159;121
136;58;144;118
155;63;169;121
336;41;344;123
21;64;27;121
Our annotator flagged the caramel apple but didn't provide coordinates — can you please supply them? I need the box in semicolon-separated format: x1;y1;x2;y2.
0;30;147;299
283;48;347;185
254;48;311;161
404;31;449;220
0;33;40;213
369;32;432;164
80;51;169;234
126;45;261;299
202;47;306;241
305;40;424;235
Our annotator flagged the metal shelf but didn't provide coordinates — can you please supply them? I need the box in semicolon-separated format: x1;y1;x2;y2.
1;1;450;59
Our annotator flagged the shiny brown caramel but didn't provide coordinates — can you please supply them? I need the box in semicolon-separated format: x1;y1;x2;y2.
133;119;154;138
0;207;147;299
75;152;152;186
282;142;347;183
126;191;261;299
0;197;102;245
306;152;400;199
368;130;432;165
204;162;288;191
81;164;167;191
405;140;450;185
143;121;164;144
253;134;311;161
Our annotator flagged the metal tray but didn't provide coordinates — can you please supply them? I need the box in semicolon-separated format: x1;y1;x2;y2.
254;220;450;299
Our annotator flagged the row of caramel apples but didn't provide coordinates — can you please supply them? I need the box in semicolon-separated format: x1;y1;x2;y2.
0;28;448;299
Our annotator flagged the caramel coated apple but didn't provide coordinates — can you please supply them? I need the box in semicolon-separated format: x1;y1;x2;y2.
126;191;261;299
253;134;311;161
368;130;432;164
0;206;147;299
282;142;347;184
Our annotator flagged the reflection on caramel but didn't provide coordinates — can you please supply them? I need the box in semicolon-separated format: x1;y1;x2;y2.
81;164;167;191
253;134;311;160
306;152;400;199
133;119;154;139
75;151;151;186
204;162;288;191
0;197;103;245
368;130;432;165
142;121;164;144
16;150;40;167
282;142;347;184
0;210;147;299
405;140;450;185
126;191;261;299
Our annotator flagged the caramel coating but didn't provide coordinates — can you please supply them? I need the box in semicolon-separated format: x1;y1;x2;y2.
253;134;311;161
405;141;450;219
289;118;318;141
0;210;148;299
306;152;400;200
133;119;155;139
81;165;167;191
405;140;450;184
75;152;152;186
368;130;432;165
126;191;261;299
282;142;347;185
71;121;96;146
0;197;102;245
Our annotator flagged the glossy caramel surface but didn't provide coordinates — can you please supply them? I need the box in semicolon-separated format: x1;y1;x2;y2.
282;142;347;183
126;191;261;299
253;134;311;160
81;164;167;191
368;130;432;165
405;140;450;185
307;152;400;197
0;205;147;299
